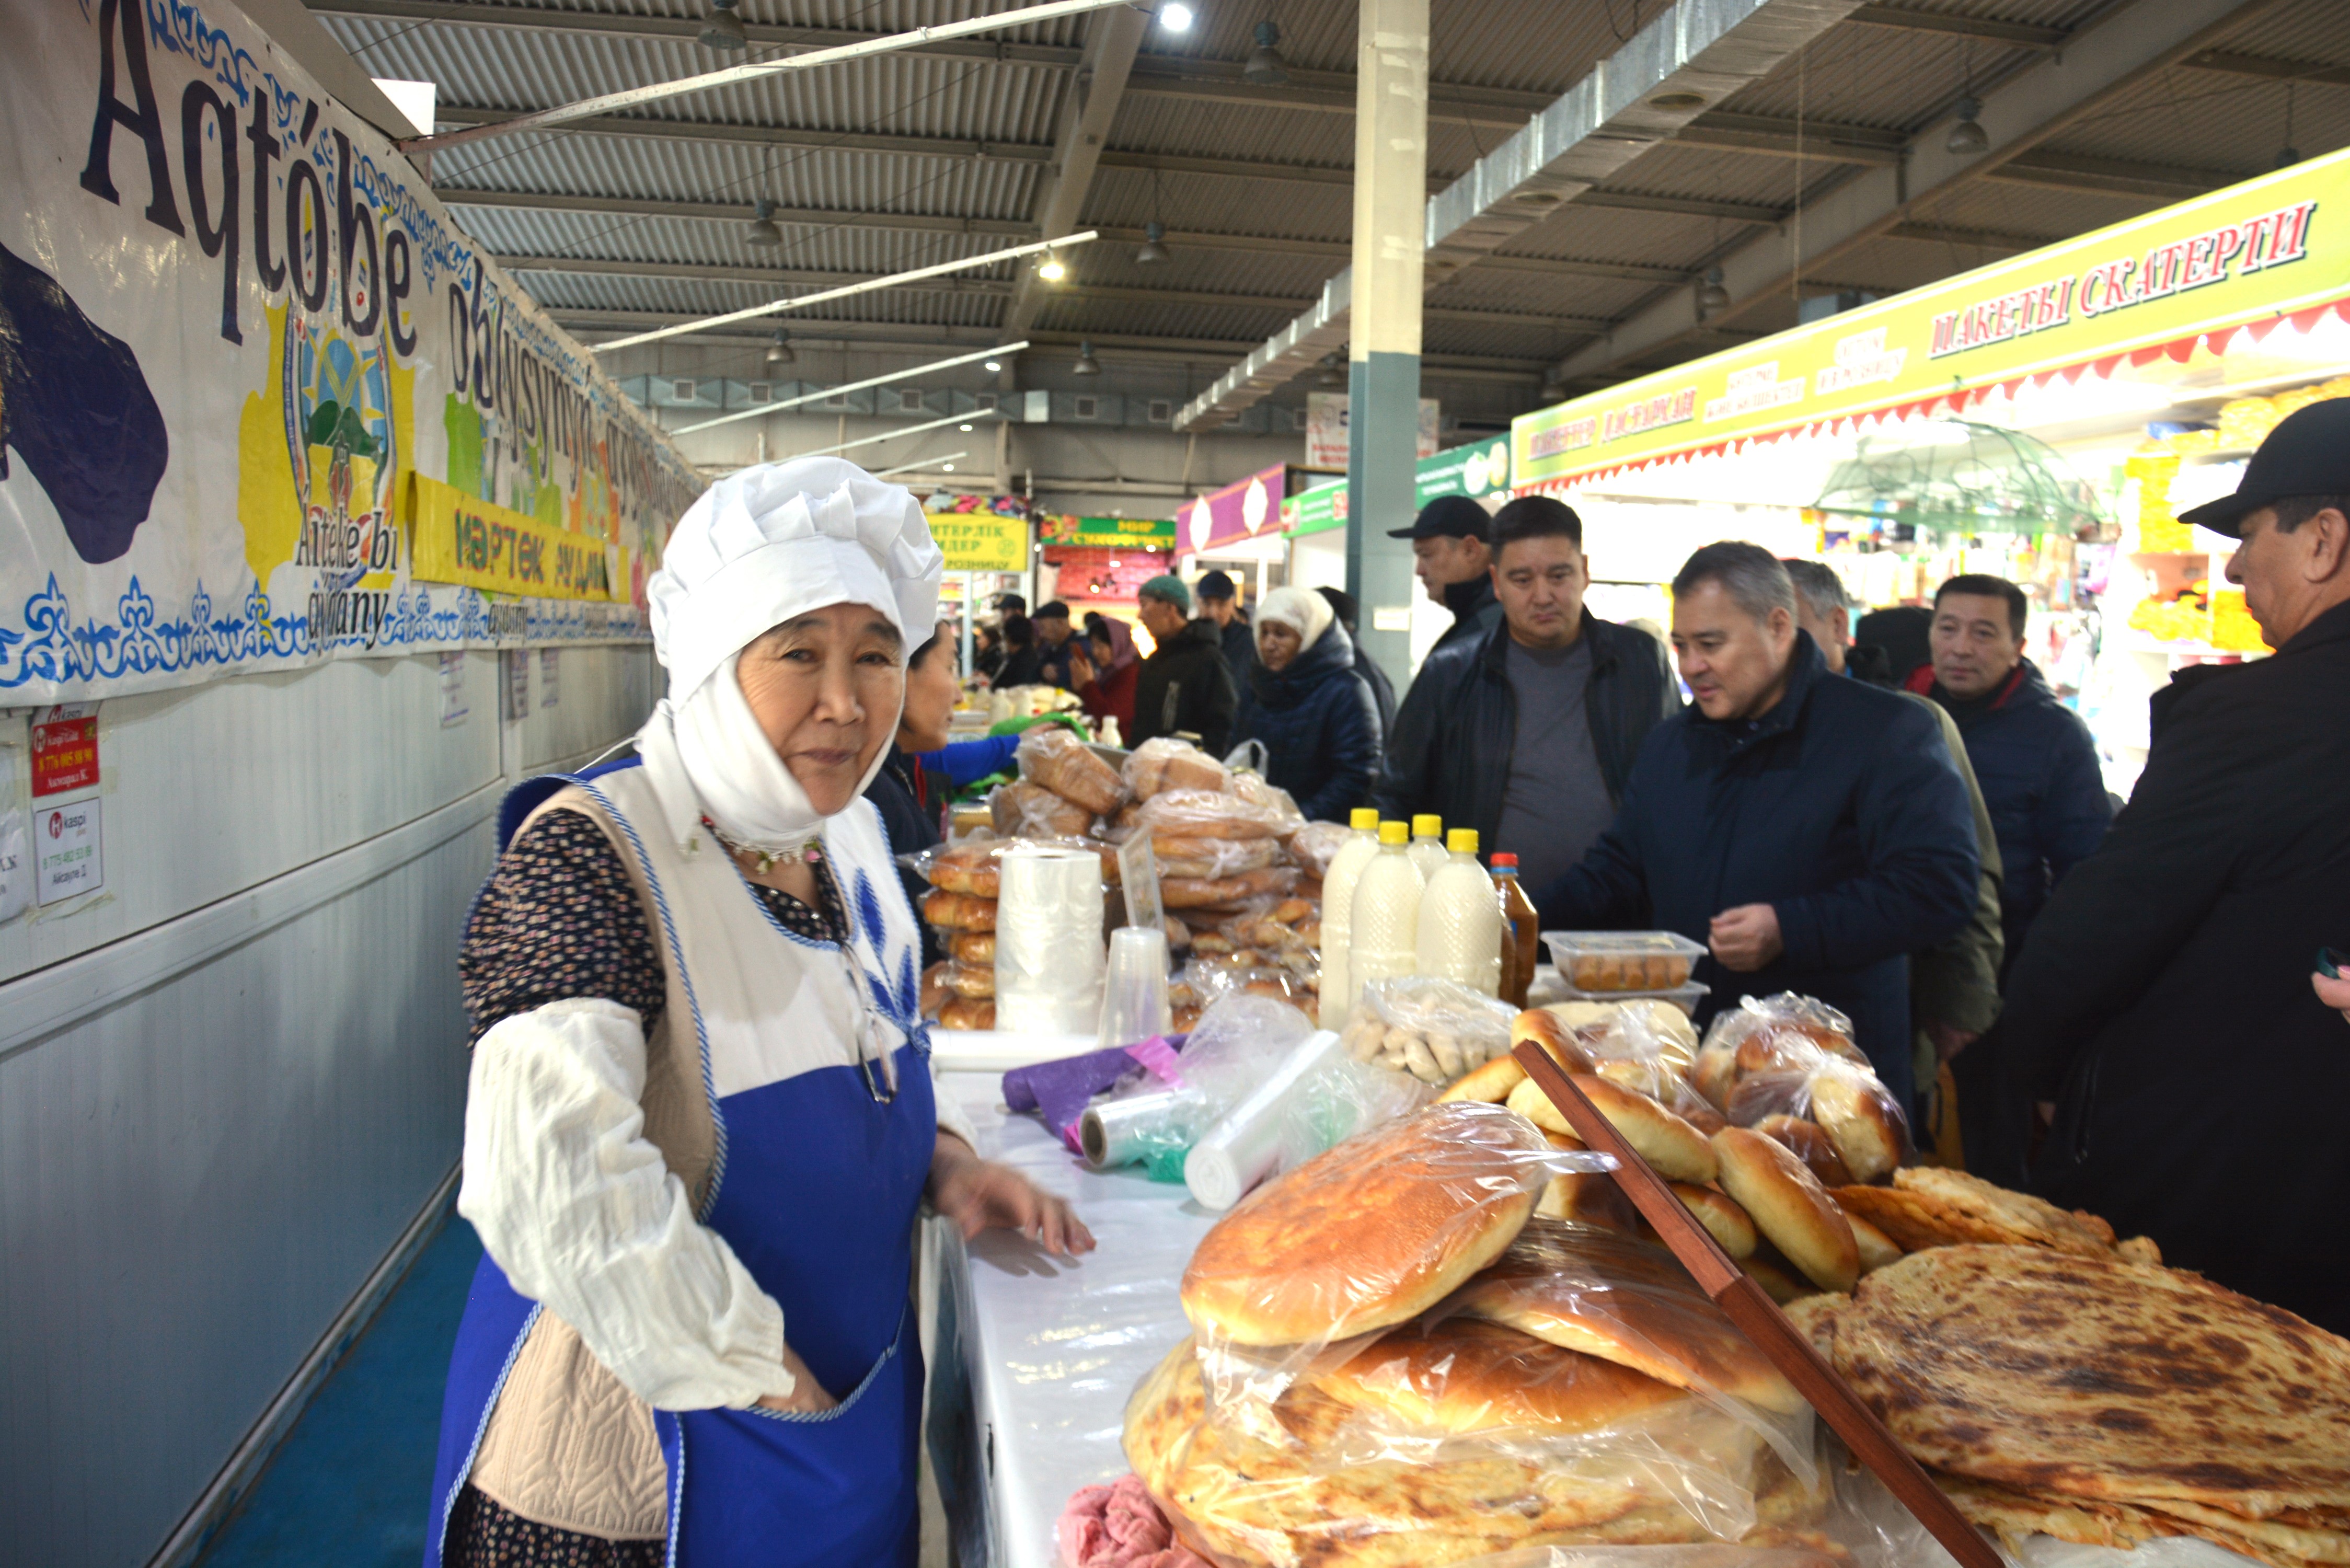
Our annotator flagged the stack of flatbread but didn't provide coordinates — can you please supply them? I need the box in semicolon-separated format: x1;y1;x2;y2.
1138;1103;1836;1568
1792;1246;2350;1568
1831;1166;2161;1264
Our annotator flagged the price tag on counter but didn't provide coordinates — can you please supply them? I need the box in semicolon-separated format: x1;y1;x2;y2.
30;704;99;798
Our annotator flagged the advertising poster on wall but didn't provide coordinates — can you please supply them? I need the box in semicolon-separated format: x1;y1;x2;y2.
0;0;702;705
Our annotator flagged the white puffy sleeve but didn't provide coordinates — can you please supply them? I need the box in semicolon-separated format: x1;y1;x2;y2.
932;1053;980;1153
459;997;799;1411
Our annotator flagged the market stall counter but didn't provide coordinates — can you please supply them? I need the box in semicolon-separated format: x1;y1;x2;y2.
927;1068;1213;1568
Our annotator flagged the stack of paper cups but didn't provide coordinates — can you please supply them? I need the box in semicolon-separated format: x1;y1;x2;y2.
995;844;1105;1033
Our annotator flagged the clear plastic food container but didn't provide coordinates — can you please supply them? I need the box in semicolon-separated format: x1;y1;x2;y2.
1541;930;1707;993
1558;979;1711;1015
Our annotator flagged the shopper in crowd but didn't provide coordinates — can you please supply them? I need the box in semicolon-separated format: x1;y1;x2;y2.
1031;599;1079;689
972;621;1004;680
1999;399;2350;1333
1239;585;1383;822
992;612;1044;689
1787;558;2006;1122
869;622;1021;964
1390;494;1501;654
1194;569;1259;696
1068;612;1141;733
1316;584;1398;735
1853;603;1931;686
1539;543;1979;1107
1130;574;1239;756
431;457;1088;1568
992;591;1027;618
1912;574;2112;966
1377;495;1677;890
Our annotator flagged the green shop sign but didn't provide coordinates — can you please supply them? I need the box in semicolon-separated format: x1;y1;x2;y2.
1282;437;1514;537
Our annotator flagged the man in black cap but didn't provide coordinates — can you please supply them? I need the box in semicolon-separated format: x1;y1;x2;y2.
1316;585;1397;735
1390;494;1502;653
1031;599;1078;689
1193;569;1259;696
1998;397;2350;1333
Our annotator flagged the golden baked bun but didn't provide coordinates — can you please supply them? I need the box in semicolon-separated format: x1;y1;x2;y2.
951;930;996;966
924;842;1003;896
943;963;994;1000
991;779;1094;839
1315;1318;1690;1436
1668;1182;1757;1260
1449;1218;1802;1413
1848;1214;1903;1275
1738;1253;1812;1305
921;889;997;931
1179;1103;1547;1346
1017;727;1127;815
1807;1068;1909;1184
1505;1074;1719;1185
1510;1009;1599;1075
1752;1113;1854;1190
1437;1054;1528;1105
938;997;995;1030
1711;1127;1859;1293
1690;1046;1738;1111
1535;1170;1640;1233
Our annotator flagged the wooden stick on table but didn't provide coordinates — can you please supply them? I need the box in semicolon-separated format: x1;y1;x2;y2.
1510;1041;2003;1568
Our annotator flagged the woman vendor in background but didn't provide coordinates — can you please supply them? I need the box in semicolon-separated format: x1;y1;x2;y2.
429;457;1093;1568
1237;585;1383;823
1068;613;1140;735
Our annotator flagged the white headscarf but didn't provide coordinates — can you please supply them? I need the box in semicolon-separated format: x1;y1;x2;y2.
640;457;943;855
1255;585;1335;652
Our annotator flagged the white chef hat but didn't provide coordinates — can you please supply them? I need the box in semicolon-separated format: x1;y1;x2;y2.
647;456;943;701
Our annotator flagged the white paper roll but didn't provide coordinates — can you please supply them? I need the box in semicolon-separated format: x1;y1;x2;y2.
1184;1029;1345;1211
995;845;1105;1034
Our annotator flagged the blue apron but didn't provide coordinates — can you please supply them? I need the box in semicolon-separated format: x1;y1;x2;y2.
426;764;938;1567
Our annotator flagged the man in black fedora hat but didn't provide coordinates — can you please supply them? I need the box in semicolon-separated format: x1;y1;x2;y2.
1998;396;2350;1332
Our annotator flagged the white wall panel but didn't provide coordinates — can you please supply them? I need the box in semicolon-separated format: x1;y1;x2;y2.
1;652;502;986
0;639;657;1568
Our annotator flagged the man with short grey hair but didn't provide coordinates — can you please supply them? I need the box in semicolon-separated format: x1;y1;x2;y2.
1540;542;1979;1106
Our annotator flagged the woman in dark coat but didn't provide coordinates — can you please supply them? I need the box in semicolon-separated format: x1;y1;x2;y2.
1068;612;1141;734
1238;585;1382;823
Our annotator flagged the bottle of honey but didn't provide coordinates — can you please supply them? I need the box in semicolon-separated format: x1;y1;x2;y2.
1491;852;1541;1008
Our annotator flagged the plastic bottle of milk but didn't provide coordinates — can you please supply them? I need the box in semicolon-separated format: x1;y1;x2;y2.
1407;815;1449;884
1417;828;1503;996
1349;822;1424;997
1317;808;1383;1026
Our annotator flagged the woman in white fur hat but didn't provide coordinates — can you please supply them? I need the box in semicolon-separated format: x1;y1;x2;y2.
425;458;1091;1568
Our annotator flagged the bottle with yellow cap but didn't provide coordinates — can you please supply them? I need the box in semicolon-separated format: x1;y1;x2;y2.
1348;821;1424;998
1318;808;1384;1025
1406;813;1449;884
1416;828;1503;995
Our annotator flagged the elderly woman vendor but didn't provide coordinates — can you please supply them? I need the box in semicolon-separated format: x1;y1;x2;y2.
426;458;1092;1567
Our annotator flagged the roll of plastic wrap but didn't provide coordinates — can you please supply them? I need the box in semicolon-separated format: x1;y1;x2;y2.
995;845;1105;1033
1184;1029;1345;1211
1079;1086;1205;1169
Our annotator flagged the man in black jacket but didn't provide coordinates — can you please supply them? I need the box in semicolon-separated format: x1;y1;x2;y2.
2002;400;2350;1332
1375;497;1679;890
1195;570;1259;688
1316;585;1398;736
1539;544;1979;1106
1130;574;1239;756
1391;495;1502;653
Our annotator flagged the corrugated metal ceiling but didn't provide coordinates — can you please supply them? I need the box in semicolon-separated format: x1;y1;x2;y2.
343;0;2350;399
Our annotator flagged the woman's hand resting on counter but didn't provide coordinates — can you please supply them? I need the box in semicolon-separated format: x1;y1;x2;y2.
930;1133;1098;1258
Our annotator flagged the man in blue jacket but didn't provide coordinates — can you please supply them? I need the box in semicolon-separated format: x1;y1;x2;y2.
1909;574;2112;967
1538;544;1980;1108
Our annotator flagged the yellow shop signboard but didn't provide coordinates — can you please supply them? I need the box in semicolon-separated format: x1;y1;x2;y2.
1514;145;2350;488
410;474;620;601
927;512;1029;572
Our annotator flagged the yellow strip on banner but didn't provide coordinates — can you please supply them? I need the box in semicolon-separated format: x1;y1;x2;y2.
927;512;1029;572
410;473;619;601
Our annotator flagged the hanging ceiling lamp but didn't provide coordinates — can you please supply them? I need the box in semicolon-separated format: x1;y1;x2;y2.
764;328;793;366
1136;221;1170;264
1244;21;1290;87
1074;341;1103;375
698;0;747;52
745;197;783;247
1036;249;1068;282
1698;266;1731;313
1157;2;1193;31
1946;96;1989;156
1316;352;1345;388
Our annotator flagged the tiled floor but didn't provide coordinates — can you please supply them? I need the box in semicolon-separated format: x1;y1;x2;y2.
195;1218;482;1568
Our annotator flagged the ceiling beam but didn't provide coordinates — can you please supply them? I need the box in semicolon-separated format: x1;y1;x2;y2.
1881;220;2055;252
496;253;1015;293
1000;6;1149;371
1980;148;2244;202
1120;62;1547;129
1179;0;1871;431
1572;190;1790;224
428;103;1050;164
2179;48;2350;89
307;0;1084;67
1671;110;1907;166
435;187;1041;237
1840;4;2070;50
1547;0;2290;388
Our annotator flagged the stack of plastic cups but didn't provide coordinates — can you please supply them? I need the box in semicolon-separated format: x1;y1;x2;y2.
1098;926;1173;1049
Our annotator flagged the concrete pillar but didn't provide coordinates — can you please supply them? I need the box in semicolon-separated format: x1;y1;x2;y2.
1343;0;1428;693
